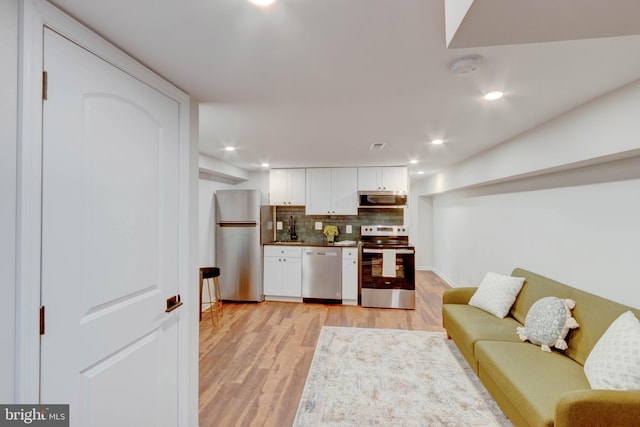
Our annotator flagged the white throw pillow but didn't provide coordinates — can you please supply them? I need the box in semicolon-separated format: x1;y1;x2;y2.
516;297;579;352
468;272;525;318
584;311;640;391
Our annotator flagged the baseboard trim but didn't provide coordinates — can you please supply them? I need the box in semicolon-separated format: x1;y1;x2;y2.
416;267;457;288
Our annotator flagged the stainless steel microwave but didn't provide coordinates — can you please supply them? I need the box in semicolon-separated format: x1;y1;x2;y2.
358;191;407;208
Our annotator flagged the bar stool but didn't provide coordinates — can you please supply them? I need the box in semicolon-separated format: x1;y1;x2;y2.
199;267;223;325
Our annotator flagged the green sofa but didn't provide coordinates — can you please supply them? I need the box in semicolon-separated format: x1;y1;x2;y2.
442;268;640;427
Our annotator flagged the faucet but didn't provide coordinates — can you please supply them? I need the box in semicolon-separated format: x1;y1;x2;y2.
288;216;297;241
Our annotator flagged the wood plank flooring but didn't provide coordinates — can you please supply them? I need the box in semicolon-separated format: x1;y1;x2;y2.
198;270;451;427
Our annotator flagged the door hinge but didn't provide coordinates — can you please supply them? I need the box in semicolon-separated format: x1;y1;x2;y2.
39;306;45;335
42;71;48;100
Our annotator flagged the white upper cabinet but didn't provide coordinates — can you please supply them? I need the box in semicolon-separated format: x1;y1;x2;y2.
269;169;306;205
305;168;358;215
357;167;408;193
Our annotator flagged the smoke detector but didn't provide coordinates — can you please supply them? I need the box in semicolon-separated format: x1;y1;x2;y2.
449;54;482;76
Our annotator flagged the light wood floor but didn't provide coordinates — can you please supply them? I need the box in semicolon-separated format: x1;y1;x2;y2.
198;270;451;427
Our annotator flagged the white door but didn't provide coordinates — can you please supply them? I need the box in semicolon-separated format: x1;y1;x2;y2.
269;169;289;205
41;29;181;427
331;168;358;215
281;257;302;297
305;168;332;214
288;169;306;205
381;167;408;192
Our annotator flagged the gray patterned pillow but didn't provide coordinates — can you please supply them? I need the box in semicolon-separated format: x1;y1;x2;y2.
517;297;579;352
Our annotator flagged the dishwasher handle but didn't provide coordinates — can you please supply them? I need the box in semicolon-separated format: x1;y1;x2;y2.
305;250;338;256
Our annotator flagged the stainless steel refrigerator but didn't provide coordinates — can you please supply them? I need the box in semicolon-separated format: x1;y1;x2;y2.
215;189;271;302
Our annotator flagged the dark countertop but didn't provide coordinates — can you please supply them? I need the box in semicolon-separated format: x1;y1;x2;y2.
264;241;360;248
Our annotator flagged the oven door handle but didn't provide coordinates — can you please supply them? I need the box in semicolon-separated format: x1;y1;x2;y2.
362;248;415;254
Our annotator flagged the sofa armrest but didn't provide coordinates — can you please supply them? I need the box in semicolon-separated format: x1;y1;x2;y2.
555;389;640;427
442;287;477;305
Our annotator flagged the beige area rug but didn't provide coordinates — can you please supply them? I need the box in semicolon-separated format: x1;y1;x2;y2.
293;327;512;427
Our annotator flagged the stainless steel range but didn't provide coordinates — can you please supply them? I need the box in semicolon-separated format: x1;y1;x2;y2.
360;225;415;309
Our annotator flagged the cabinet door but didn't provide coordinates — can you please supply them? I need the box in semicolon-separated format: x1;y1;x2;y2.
269;170;289;205
331;168;358;215
289;169;306;205
342;250;359;302
305;168;332;215
357;167;381;191
281;257;302;297
381;167;408;193
263;256;282;295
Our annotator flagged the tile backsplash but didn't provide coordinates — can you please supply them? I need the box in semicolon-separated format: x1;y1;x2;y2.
273;206;403;244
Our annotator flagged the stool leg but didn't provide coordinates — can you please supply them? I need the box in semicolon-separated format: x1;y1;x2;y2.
199;272;203;322
205;278;217;326
213;276;223;317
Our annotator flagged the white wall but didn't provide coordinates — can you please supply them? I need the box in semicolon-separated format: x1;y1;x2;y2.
198;170;270;268
1;0;18;403
408;192;433;270
413;78;640;196
432;158;640;308
413;77;640;309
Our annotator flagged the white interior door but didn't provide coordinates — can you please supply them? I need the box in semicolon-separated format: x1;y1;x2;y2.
41;28;182;427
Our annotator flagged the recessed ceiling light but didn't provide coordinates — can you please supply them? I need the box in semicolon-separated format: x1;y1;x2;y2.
431;139;444;145
409;160;419;164
261;163;270;168
370;142;386;150
483;91;504;101
224;146;235;152
249;0;276;7
418;171;425;175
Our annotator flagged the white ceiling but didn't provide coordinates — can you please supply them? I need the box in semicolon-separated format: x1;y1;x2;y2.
49;0;640;179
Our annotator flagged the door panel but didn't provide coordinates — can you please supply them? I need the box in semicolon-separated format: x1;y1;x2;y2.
41;29;180;427
82;94;162;311
215;225;261;301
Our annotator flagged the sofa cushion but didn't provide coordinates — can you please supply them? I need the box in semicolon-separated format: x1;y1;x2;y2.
443;304;522;372
584;311;640;390
469;272;525;318
564;288;640;366
517;297;579;352
475;340;591;427
509;268;574;324
508;268;640;366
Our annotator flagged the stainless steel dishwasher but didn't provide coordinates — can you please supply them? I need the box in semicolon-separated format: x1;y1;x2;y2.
302;246;342;301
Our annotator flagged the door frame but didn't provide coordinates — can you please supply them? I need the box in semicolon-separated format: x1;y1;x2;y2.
16;1;199;425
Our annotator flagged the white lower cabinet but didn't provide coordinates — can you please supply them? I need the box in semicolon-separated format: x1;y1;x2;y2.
264;246;302;301
341;248;359;305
